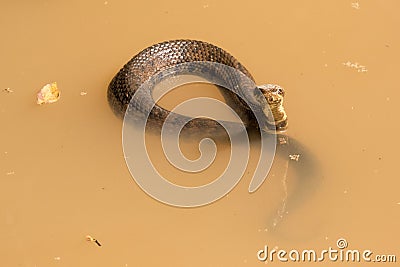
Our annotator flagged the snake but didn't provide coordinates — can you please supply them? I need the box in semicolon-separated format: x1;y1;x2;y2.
107;39;288;133
107;40;320;218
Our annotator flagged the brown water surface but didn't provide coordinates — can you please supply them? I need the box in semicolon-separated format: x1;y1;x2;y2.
1;1;399;266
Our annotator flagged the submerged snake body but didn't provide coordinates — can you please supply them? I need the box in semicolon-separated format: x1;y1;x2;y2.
108;39;287;132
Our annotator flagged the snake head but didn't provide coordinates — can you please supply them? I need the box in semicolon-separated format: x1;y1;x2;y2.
256;84;288;132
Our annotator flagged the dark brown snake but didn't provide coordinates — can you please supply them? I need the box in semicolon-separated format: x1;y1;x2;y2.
107;39;288;133
107;40;320;217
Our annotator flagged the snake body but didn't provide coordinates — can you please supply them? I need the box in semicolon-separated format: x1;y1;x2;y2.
107;39;287;132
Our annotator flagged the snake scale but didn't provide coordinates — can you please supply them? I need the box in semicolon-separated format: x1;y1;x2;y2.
107;39;288;133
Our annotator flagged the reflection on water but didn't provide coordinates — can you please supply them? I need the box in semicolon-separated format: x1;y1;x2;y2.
1;0;399;266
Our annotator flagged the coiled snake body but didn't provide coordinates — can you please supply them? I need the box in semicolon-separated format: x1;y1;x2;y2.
107;39;288;132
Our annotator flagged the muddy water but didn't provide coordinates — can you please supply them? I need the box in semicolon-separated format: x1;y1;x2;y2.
1;1;399;266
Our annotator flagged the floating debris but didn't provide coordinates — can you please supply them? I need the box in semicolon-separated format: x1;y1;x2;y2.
4;88;13;93
54;257;61;261
86;235;102;246
37;82;60;105
278;137;287;145
342;61;368;73
351;2;360;9
6;171;15;175
80;91;87;96
289;154;300;161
